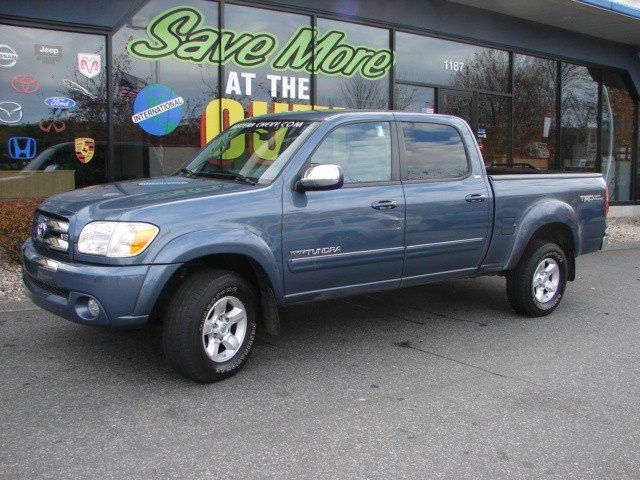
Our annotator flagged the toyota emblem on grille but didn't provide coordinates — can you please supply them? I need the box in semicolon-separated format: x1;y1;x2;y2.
36;220;46;239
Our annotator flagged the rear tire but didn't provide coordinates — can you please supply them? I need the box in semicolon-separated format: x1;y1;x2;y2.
162;269;258;383
506;241;568;317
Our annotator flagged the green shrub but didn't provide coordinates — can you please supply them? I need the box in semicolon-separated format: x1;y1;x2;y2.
0;198;42;264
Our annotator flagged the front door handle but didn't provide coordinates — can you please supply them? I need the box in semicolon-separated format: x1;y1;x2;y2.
465;193;486;203
371;200;398;210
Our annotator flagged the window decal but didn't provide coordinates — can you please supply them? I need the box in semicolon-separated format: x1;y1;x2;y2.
126;6;394;80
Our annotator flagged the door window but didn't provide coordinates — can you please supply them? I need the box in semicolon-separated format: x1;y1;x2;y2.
309;122;392;183
401;122;469;180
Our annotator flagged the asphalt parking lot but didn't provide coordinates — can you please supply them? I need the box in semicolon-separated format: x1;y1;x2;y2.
1;248;639;479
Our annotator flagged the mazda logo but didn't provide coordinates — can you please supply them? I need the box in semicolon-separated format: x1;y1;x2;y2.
0;101;22;124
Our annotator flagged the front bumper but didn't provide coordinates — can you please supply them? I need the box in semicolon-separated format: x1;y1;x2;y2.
21;238;180;328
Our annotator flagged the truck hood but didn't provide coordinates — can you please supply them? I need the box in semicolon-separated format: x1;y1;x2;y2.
38;177;255;219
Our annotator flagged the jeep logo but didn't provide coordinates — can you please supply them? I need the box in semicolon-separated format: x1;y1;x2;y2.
35;44;63;64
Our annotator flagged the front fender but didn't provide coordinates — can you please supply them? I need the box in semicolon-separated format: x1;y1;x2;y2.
504;200;579;271
151;228;284;303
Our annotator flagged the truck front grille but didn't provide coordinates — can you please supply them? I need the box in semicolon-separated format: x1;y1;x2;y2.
33;211;70;259
26;276;69;298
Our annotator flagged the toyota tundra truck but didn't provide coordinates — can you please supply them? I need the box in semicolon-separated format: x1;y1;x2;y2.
21;111;608;383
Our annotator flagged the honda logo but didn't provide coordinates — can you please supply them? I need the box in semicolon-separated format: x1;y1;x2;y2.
8;137;36;159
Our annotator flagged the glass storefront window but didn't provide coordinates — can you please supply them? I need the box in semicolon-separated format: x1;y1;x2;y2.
224;5;311;118
513;54;557;170
0;24;107;200
396;32;509;92
560;63;599;172
601;71;635;201
394;84;435;113
112;0;219;180
476;94;510;166
315;19;391;109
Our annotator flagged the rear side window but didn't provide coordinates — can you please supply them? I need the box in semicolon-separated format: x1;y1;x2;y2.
401;122;469;180
309;122;392;184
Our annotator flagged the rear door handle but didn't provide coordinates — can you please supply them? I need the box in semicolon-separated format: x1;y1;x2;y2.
371;200;398;210
465;193;486;203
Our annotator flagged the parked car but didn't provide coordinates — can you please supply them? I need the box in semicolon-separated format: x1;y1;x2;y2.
21;111;608;383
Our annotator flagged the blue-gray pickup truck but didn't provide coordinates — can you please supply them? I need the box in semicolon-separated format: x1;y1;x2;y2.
21;111;608;382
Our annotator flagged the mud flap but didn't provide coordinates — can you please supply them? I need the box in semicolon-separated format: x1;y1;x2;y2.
260;286;280;336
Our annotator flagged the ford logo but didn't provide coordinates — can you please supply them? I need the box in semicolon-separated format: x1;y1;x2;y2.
44;96;76;109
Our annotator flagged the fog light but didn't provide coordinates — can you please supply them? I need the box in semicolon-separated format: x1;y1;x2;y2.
87;298;100;317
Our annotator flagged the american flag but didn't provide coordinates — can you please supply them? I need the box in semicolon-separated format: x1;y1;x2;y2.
119;72;147;98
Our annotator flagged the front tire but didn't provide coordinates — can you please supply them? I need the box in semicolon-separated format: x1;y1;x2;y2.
162;269;258;383
506;241;568;317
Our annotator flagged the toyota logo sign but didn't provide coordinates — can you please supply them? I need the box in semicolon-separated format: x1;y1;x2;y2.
10;74;40;94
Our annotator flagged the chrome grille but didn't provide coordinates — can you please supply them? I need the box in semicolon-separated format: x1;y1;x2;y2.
34;212;70;257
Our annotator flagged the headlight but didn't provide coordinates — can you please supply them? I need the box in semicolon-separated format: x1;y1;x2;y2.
78;222;159;257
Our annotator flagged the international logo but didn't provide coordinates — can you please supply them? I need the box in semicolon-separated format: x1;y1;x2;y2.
131;83;184;136
0;44;18;68
35;44;62;64
10;74;40;94
74;137;95;163
45;97;76;109
77;53;101;78
0;101;23;124
8;137;36;159
39;120;66;133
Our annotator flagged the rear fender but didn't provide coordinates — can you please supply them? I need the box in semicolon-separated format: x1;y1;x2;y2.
504;200;579;271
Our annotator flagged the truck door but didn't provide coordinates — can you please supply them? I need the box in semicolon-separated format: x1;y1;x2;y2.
282;120;405;302
398;119;491;286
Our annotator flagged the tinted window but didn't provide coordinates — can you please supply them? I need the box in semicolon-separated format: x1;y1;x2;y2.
310;122;391;183
396;32;509;92
0;24;107;200
112;0;219;179
560;63;599;172
401;123;469;180
315;19;391;109
514;54;557;170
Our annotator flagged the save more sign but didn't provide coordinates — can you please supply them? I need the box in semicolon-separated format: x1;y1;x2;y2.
126;6;395;80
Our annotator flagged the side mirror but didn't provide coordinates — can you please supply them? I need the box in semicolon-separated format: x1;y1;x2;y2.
296;164;344;192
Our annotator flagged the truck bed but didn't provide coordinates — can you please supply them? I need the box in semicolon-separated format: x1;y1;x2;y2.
479;172;607;272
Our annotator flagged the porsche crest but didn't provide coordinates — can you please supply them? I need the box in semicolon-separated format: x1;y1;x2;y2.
75;137;95;163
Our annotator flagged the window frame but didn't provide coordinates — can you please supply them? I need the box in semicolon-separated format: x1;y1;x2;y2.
397;120;472;183
299;119;401;189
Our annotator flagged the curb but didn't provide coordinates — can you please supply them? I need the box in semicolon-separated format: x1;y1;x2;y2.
603;242;640;251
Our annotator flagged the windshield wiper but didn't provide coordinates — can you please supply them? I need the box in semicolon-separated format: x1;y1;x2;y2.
175;167;195;177
193;171;257;185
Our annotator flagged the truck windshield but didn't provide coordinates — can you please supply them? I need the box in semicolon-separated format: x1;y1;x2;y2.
177;120;314;185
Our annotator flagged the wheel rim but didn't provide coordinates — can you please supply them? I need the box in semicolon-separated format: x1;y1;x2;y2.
201;296;247;363
532;257;561;304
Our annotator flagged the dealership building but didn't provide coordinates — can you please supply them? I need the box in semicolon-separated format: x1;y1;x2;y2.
1;0;640;210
